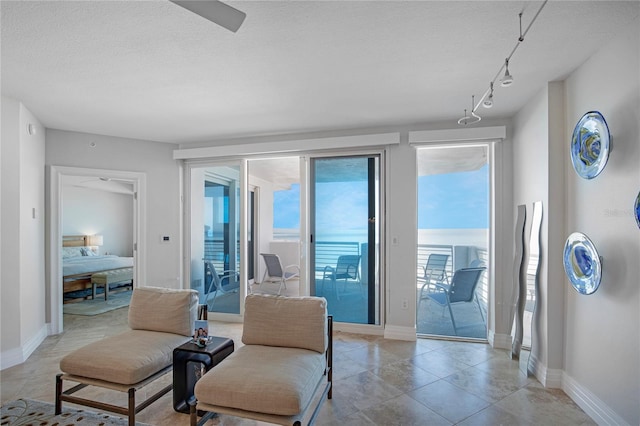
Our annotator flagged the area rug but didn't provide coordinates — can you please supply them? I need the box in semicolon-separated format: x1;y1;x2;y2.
0;398;150;425
63;291;131;316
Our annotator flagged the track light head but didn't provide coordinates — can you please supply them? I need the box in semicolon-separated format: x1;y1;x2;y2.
483;82;494;108
483;94;493;108
501;58;514;87
457;2;548;126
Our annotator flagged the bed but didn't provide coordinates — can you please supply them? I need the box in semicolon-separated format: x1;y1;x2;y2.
62;235;134;297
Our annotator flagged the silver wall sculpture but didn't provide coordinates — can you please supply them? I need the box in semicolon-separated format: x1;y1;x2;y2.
511;204;527;359
512;201;542;377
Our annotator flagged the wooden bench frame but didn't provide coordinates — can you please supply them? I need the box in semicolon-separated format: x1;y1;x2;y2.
55;366;172;426
91;267;134;300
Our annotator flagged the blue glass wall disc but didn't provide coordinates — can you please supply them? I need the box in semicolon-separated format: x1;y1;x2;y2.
563;232;602;295
635;191;640;229
571;111;611;179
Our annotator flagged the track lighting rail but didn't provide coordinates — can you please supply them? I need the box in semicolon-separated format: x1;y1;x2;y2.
458;0;549;124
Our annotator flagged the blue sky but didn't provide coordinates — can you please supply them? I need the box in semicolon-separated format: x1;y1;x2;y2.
274;164;488;230
417;164;489;229
273;183;301;228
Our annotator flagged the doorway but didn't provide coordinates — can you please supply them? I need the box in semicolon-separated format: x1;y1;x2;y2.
415;145;490;340
49;166;145;334
189;164;242;315
309;155;381;325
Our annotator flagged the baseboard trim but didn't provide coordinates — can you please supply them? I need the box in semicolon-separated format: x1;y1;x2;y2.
489;331;512;349
527;352;562;388
333;322;384;336
0;346;24;371
562;372;631;426
0;324;48;370
383;325;417;341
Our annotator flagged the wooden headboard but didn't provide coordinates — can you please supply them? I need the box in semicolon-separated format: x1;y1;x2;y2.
63;235;87;247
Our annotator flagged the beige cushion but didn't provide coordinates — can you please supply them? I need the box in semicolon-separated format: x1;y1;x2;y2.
242;294;327;354
128;287;198;336
60;330;190;385
195;345;326;416
91;268;133;284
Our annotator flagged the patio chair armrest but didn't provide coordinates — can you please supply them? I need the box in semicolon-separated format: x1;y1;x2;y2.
322;265;335;280
218;271;240;285
433;282;450;293
283;264;300;274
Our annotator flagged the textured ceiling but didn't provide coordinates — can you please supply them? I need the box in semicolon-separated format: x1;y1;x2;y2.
2;1;638;145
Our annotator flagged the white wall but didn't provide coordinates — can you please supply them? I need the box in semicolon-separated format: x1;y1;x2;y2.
19;102;47;351
563;21;639;426
46;129;182;288
512;18;639;425
512;85;555;372
385;135;419;331
1;96;47;369
62;186;133;256
1;97;21;355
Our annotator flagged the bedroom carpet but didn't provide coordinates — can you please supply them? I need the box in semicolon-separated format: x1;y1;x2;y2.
63;291;131;316
0;398;151;425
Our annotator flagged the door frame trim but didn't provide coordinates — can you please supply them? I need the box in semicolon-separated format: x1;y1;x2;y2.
48;165;146;335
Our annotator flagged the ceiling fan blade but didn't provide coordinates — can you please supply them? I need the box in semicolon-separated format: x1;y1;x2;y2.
170;0;246;33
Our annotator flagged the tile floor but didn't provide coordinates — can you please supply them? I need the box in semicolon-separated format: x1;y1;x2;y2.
0;306;595;425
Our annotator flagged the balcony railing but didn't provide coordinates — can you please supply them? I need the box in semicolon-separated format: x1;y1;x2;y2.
417;243;488;309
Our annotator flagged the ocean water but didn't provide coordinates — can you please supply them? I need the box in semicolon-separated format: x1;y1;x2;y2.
275;228;488;250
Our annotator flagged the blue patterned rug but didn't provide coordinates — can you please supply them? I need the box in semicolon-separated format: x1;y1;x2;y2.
0;398;150;425
63;290;131;316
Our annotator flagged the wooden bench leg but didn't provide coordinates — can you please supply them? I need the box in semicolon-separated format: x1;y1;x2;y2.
128;388;135;426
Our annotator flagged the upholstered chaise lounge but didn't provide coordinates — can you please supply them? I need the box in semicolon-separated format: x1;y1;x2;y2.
190;294;333;426
55;286;199;425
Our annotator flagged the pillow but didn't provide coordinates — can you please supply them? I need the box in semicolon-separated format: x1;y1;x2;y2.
128;287;199;336
80;247;98;256
62;247;84;259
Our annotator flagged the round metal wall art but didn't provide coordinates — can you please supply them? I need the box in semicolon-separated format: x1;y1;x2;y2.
563;232;602;295
570;111;611;179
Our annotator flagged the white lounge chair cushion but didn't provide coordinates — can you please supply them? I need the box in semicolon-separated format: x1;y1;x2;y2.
242;294;327;354
195;345;326;416
128;286;198;336
60;329;190;385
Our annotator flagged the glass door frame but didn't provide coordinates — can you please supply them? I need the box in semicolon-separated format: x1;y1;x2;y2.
184;148;386;331
184;159;248;320
414;141;494;341
302;149;386;331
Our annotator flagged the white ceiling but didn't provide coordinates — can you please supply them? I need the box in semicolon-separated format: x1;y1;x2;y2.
2;1;638;145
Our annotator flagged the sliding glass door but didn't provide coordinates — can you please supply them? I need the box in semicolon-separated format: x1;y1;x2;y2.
309;155;380;324
189;164;242;315
416;145;490;339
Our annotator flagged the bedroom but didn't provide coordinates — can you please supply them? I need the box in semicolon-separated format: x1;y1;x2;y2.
60;176;135;306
